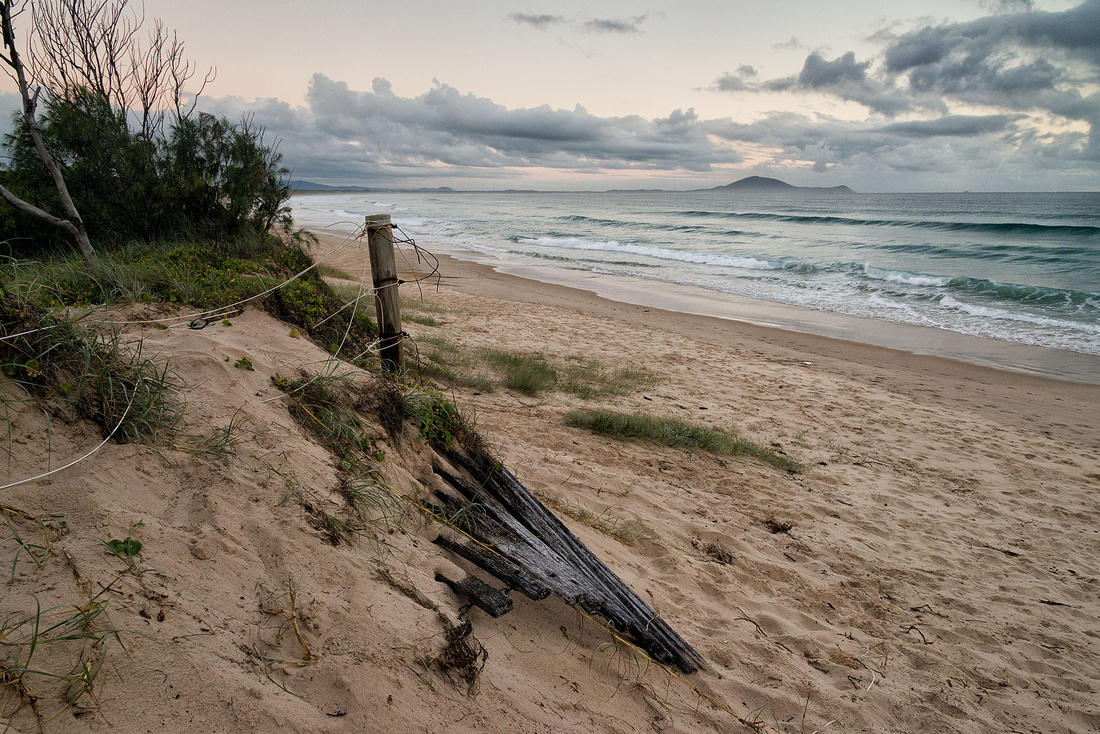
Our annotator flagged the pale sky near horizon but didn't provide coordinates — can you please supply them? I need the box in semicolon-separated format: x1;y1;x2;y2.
2;0;1098;191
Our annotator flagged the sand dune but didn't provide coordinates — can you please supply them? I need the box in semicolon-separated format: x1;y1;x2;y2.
1;231;1097;732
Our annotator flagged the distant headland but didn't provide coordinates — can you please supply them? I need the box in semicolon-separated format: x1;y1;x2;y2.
704;176;855;194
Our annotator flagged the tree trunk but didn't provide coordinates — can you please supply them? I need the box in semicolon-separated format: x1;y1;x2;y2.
0;1;96;265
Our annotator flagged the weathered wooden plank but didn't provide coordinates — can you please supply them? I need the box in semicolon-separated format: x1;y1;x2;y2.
432;461;597;606
433;447;704;674
433;534;551;601
473;454;704;673
435;572;515;618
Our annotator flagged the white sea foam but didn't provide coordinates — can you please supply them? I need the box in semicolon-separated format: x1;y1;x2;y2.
864;266;950;287
939;296;1100;334
289;190;1100;362
517;237;776;270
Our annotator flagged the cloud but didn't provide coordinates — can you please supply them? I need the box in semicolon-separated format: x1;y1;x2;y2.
701;108;1088;185
754;51;926;116
177;3;1098;191
210;74;741;185
981;0;1035;11
508;12;647;36
872;114;1021;137
797;51;871;87
715;0;1100;158
507;13;565;30
773;37;803;51
714;73;752;92
195;62;1096;191
583;16;646;34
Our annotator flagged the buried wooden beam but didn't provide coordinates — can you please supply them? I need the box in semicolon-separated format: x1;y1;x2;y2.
433;534;551;601
435;572;515;618
431;448;705;674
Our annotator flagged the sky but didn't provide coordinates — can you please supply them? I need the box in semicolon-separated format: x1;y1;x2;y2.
2;0;1098;191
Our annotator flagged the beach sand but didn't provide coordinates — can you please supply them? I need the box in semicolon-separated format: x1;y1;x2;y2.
1;229;1097;732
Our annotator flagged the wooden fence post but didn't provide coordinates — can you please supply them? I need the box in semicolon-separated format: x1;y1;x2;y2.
365;214;404;374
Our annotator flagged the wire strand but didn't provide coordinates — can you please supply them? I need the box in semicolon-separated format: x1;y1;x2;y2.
0;397;133;492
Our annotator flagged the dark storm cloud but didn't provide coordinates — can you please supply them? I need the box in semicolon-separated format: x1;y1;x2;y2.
756;51;927;116
219;74;740;184
714;0;1100;167
873;114;1021;137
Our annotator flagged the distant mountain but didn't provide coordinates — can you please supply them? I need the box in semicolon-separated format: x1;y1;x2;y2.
709;176;854;193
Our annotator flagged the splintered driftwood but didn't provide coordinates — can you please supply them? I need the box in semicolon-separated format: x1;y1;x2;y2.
431;446;704;674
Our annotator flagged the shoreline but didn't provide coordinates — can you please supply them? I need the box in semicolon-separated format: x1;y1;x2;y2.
306;218;1100;384
444;248;1100;385
314;229;1100;451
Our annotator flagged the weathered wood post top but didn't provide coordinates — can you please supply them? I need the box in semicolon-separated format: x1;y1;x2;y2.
365;214;404;374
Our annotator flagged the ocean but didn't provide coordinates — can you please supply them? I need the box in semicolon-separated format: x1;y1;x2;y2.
290;190;1100;382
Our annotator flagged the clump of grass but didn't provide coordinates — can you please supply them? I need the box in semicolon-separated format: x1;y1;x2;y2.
0;296;180;444
272;371;403;547
187;407;265;457
404;313;441;327
273;370;377;469
533;489;654;546
0;587;122;726
1;509;62;583
414;342;655;399
563;409;802;473
557;356;658;399
410;337;494;392
400;295;447;315
400;388;487;456
480;349;557;396
416;361;496;393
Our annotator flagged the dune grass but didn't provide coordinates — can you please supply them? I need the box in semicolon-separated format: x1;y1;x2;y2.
563;409;802;473
271;370;404;547
0;298;181;445
407;337;656;399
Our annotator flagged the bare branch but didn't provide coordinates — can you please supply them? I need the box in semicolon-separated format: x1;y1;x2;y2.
0;0;95;263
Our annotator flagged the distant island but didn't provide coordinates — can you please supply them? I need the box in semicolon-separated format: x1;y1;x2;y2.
705;176;855;194
290;176;854;194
